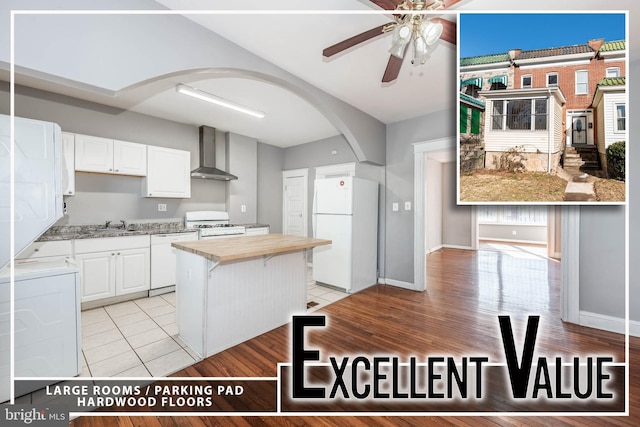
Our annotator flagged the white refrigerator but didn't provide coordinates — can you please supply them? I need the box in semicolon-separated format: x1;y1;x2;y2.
312;176;378;293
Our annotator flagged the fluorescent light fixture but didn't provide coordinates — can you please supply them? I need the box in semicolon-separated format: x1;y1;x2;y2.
175;84;266;119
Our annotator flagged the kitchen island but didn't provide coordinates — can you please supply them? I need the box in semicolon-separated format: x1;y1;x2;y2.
171;234;331;358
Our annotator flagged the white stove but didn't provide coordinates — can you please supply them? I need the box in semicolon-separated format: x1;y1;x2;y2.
185;211;245;239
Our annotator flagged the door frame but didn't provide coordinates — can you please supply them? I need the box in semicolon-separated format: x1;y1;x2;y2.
413;137;460;292
282;168;309;237
414;138;579;322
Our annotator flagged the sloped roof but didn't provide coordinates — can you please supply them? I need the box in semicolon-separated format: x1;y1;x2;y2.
600;40;625;52
515;44;593;60
460;93;485;110
460;53;510;66
597;77;626;87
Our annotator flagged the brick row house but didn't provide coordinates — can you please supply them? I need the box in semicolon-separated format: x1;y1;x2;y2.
460;39;626;174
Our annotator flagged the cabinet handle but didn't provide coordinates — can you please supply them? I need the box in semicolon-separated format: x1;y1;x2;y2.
109;168;113;172
34;248;39;252
117;252;121;255
115;169;119;172
111;253;115;256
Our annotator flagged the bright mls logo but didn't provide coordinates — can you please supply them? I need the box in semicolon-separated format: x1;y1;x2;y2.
3;406;67;426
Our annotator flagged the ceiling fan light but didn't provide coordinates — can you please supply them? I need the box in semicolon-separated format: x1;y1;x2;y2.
389;23;412;58
412;36;430;65
420;20;444;46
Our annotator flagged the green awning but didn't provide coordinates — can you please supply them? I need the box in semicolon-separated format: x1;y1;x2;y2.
488;74;508;86
460;77;483;89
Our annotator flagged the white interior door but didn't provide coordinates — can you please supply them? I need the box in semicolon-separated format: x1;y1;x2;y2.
282;169;308;237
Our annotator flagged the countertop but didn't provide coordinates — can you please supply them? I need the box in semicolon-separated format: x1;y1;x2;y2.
36;222;271;241
37;222;195;241
172;234;331;263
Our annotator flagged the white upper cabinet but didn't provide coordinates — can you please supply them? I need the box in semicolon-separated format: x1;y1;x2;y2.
143;146;191;198
61;132;75;195
75;134;146;176
113;139;147;176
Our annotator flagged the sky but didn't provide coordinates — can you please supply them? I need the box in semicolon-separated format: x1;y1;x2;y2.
459;13;626;58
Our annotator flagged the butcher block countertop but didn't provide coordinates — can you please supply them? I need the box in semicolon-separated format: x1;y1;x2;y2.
171;234;331;263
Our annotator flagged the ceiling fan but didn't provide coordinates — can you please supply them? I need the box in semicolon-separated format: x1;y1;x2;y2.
323;0;459;83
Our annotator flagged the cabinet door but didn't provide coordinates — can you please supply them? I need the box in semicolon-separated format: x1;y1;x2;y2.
61;132;75;195
115;247;150;295
75;134;113;173
143;146;191;198
76;251;116;302
113;140;147;176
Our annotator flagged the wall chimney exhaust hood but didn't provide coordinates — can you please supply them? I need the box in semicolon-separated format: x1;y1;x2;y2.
191;125;237;181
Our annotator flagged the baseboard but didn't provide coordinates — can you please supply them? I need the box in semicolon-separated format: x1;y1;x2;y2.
479;237;547;245
579;311;629;335
442;244;474;250
552;251;561;259
630;320;640;337
427;245;443;253
380;277;418;290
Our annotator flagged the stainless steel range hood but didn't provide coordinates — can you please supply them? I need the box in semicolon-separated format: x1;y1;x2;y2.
191;125;238;181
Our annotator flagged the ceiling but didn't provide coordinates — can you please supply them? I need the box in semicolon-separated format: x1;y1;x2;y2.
124;0;461;147
10;0;637;148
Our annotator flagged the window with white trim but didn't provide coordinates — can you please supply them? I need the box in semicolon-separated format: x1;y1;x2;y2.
522;75;532;88
478;206;547;225
575;70;588;94
546;72;558;87
615;103;626;132
606;67;620;78
491;98;547;131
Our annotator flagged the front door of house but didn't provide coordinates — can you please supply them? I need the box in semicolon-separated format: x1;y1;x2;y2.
572;116;587;145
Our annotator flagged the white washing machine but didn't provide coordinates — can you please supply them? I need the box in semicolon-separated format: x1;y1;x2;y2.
0;259;81;403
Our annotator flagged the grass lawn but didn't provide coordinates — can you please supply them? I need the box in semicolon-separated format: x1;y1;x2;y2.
594;179;625;202
459;170;567;202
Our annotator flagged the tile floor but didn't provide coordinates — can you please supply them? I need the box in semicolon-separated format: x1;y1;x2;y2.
80;269;348;378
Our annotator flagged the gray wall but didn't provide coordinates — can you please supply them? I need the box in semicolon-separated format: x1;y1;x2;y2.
442;161;473;248
0;0;386;165
257;142;284;233
1;83;231;225
227;132;257;224
426;158;442;251
283;134;358;238
579;206;626;318
386;110;456;284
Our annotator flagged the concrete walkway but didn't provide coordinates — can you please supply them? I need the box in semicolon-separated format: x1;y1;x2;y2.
556;167;597;202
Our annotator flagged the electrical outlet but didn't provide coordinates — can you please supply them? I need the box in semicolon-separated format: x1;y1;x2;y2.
392;203;399;212
158;204;167;212
404;201;412;211
512;230;517;236
241;204;247;213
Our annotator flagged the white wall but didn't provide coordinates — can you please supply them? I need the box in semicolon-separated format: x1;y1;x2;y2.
479;224;547;244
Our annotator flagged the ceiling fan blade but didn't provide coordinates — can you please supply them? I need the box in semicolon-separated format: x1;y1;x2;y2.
368;0;403;9
382;54;405;83
323;24;387;58
434;18;457;45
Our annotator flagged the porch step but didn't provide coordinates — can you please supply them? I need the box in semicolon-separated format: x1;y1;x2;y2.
563;145;602;176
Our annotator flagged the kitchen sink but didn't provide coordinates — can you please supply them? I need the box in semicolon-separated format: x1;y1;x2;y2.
94;229;131;234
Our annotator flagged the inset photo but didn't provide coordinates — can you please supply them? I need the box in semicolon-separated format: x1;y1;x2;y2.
458;12;626;204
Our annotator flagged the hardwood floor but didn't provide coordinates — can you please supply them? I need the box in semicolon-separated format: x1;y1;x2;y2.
71;247;637;426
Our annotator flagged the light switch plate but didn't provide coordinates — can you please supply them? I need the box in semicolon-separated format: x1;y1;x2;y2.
392;203;399;212
158;204;167;212
404;201;411;211
241;204;247;213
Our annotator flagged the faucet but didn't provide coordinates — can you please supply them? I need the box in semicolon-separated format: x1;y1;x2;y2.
104;220;112;229
118;220;127;230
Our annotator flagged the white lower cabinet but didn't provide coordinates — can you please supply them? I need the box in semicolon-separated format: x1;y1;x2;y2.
75;236;150;303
